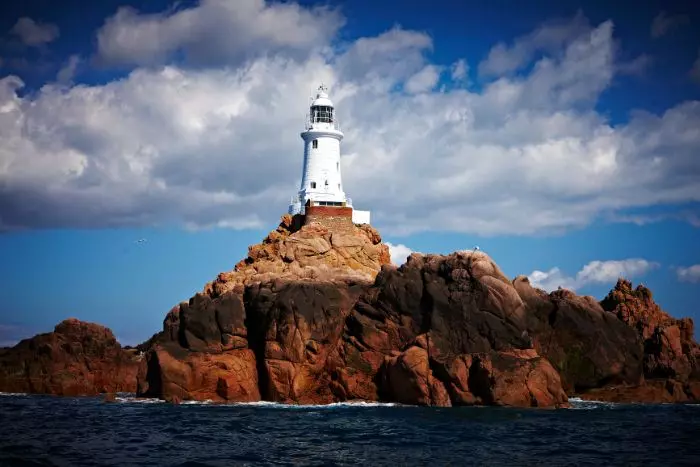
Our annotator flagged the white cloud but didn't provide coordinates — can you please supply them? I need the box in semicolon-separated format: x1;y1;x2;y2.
677;265;700;283
451;59;468;81
528;267;578;292
528;259;659;292
617;54;653;76
607;210;700;227
333;26;433;91
404;65;440;94
95;0;343;68
56;55;81;84
651;11;689;38
477;11;589;77
577;259;658;284
9;17;59;46
1;8;700;236
386;242;415;265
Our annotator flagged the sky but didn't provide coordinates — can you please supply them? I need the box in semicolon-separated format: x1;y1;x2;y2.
0;0;699;346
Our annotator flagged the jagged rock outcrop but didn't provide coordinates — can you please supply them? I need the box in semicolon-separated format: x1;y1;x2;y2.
601;279;700;382
139;247;573;407
204;215;390;297
136;227;698;406
514;277;644;392
2;217;698;407
0;319;140;396
575;279;700;403
137;216;391;403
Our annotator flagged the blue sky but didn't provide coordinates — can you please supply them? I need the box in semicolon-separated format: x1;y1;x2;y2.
0;0;699;346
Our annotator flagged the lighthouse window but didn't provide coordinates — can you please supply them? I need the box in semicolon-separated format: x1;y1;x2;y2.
311;105;333;123
310;182;316;189
312;139;318;149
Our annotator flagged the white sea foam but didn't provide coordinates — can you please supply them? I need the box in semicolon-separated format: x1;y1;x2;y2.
0;392;28;397
114;395;165;404
244;400;399;409
197;400;400;409
567;397;619;410
112;394;398;408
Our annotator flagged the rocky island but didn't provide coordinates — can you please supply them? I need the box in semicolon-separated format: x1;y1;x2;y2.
1;214;698;407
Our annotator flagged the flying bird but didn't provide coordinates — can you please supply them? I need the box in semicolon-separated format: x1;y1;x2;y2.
134;238;147;244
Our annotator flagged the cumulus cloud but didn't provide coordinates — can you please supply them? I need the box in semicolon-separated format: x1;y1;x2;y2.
56;55;81;84
1;7;700;236
404;65;441;94
333;26;433;90
608;210;700;227
95;0;343;68
676;265;700;283
528;267;578;292
617;54;653;76
528;259;659;292
477;11;589;77
9;17;59;46
451;59;468;81
651;11;689;38
386;242;414;266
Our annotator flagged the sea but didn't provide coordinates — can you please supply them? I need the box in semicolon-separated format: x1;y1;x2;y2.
0;393;698;466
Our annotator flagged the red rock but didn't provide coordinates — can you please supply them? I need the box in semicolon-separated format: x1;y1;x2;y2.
686;381;700;400
138;344;259;403
203;215;391;298
0;318;140;396
601;278;700;386
382;345;451;406
579;379;698;404
138;246;656;407
379;340;568;408
5;220;698;410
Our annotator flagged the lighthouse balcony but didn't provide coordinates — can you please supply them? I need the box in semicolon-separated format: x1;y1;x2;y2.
304;114;341;131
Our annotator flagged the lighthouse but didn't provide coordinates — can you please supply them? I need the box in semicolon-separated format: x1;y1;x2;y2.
288;84;371;226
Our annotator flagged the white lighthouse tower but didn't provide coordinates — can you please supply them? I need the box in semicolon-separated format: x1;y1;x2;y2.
288;84;371;225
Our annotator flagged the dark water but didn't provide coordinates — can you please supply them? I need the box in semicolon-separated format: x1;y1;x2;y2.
1;394;699;466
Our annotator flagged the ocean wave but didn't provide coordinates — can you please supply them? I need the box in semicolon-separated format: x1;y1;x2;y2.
112;396;400;408
227;400;400;409
192;400;400;408
114;395;165;404
0;392;28;397
567;397;619;410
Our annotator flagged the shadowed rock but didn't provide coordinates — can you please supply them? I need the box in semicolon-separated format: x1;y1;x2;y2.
0;318;140;396
601;279;700;382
